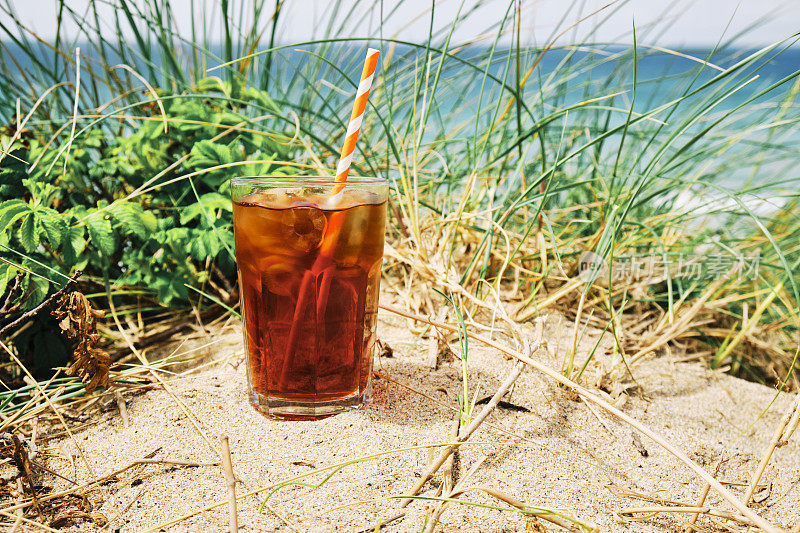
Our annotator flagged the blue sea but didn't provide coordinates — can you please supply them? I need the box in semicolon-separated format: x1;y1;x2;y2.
2;42;799;117
2;42;798;196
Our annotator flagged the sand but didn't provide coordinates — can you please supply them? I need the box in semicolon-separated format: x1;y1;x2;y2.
26;308;800;532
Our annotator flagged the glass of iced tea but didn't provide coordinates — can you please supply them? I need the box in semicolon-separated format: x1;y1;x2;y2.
231;176;388;420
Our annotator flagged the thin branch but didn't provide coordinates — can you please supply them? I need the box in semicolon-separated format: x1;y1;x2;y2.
398;360;526;509
0;272;82;337
743;394;800;504
220;435;238;533
620;506;754;526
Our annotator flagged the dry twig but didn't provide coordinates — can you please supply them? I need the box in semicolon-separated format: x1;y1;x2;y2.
398;360;526;509
0;340;97;481
0;508;61;533
620;506;754;526
461;485;597;532
685;456;727;533
743;394;800;505
0;272;81;337
220;435;239;533
377;303;782;533
10;478;23;533
0;455;216;515
101;487;144;532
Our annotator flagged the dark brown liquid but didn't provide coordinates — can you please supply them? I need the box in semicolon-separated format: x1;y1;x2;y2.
233;193;386;409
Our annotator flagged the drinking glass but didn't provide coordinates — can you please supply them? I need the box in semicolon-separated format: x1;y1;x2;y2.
231;176;388;420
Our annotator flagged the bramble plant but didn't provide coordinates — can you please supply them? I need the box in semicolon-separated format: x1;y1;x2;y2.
1;83;301;308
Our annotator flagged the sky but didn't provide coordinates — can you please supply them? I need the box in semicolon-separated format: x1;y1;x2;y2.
3;0;799;49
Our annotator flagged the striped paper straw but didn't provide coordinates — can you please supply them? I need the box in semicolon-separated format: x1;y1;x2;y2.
335;47;380;184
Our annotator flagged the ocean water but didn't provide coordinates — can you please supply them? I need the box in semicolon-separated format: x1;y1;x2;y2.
3;42;798;114
2;42;797;196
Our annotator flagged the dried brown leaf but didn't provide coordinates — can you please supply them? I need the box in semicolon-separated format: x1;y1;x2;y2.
51;292;110;391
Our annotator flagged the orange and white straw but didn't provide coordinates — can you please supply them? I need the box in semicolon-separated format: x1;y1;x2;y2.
335;47;380;183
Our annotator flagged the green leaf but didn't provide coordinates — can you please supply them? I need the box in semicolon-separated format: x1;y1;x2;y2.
141;119;164;140
107;201;149;239
180;192;232;225
0;262;18;299
37;208;67;248
179;204;202;225
141;210;158;233
165;226;190;243
201;230;221;258
20;274;49;311
189;235;206;260
0;141;28;180
0;199;31;233
61;224;86;265
153;277;172;303
85;213;116;257
18;213;38;253
189;140;234;168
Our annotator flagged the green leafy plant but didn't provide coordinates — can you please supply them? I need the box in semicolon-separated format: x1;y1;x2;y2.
0;83;301;309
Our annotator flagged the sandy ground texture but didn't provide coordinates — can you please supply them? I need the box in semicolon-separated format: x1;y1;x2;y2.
27;308;800;532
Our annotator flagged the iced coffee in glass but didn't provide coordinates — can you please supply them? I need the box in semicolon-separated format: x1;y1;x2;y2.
231;176;388;420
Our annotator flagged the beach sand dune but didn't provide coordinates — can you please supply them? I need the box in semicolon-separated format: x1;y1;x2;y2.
40;309;800;532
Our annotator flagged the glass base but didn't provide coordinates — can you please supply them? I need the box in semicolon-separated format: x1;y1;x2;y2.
249;390;370;420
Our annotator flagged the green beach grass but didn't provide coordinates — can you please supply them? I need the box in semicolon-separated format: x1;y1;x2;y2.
0;0;798;445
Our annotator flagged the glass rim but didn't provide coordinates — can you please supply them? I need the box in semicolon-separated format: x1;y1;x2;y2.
231;175;387;186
